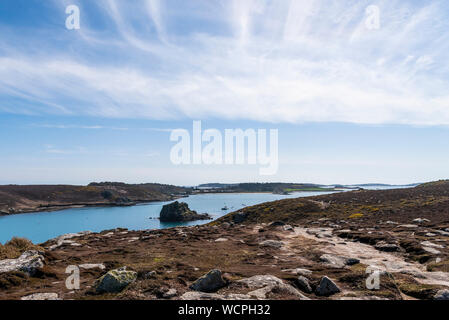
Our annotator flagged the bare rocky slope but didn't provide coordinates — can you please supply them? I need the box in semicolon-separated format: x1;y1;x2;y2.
1;181;449;300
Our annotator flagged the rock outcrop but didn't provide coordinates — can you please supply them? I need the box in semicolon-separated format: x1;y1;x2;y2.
95;267;137;293
237;275;310;300
48;231;92;250
315;276;341;296
0;250;44;276
296;276;313;293
160;202;211;222
319;254;360;268
434;289;449;300
259;240;284;249
190;269;226;293
180;291;251;300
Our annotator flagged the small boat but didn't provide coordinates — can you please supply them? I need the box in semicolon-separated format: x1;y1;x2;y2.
221;205;229;210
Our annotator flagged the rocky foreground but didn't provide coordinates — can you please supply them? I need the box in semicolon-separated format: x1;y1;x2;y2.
1;181;449;300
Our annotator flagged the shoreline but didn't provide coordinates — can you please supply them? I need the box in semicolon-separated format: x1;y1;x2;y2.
0;190;345;218
0;197;184;217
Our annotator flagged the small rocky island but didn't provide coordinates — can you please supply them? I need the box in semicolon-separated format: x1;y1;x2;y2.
159;201;211;222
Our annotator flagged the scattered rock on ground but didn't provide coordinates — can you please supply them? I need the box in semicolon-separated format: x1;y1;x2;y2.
237;275;310;300
422;246;441;254
238;275;284;288
21;293;60;300
95;267;137;293
259;240;284;249
296;276;313;293
434;289;449;300
421;241;445;249
315;276;341;296
282;268;313;276
413;218;430;224
190;269;226;293
397;224;418;229
180;292;251;300
79;263;106;270
248;283;310;300
48;231;91;250
162;288;178;299
0;250;44;276
320;254;360;268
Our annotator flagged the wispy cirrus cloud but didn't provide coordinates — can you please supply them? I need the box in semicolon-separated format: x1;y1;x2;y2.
1;0;449;125
44;144;88;155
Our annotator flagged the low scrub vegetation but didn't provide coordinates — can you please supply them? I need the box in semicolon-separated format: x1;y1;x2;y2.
0;237;42;260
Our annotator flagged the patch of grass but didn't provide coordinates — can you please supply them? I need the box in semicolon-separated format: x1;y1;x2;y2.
397;281;440;300
0;271;28;289
427;260;449;272
0;237;42;259
349;213;364;219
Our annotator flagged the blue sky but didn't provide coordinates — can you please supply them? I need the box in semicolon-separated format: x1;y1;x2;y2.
0;0;449;185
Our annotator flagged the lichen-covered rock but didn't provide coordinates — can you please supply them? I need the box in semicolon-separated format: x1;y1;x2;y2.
237;275;285;288
95;267;137;293
0;250;44;276
190;269;226;293
319;254;359;268
21;293;60;300
259;240;284;249
315;276;341;296
247;283;310;300
181;291;251;300
160;201;211;222
238;275;310;300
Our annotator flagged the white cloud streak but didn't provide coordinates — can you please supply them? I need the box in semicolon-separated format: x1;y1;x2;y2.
0;0;448;125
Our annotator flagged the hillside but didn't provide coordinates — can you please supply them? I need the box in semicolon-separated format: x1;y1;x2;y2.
1;181;448;300
0;183;192;215
218;180;449;226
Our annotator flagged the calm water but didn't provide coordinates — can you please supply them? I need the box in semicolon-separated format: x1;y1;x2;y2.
0;191;335;244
